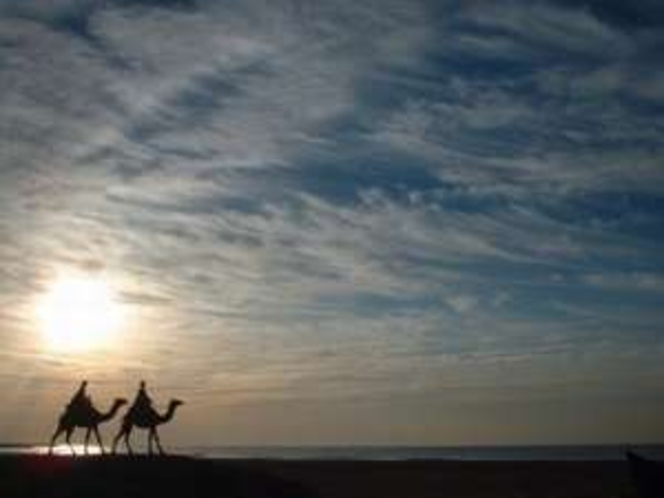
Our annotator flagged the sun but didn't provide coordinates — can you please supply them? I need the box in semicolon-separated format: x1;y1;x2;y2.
36;273;124;352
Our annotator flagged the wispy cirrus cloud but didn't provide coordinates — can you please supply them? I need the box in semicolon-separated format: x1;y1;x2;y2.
1;0;663;444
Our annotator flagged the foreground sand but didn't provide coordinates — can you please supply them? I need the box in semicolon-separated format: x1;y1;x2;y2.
0;454;638;498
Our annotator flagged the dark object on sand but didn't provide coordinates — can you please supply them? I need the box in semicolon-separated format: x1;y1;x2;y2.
627;451;664;498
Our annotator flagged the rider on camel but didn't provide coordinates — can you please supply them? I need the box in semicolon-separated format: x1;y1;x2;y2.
67;380;93;414
129;380;154;419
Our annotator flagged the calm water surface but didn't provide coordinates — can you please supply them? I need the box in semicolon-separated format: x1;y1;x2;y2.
3;444;663;461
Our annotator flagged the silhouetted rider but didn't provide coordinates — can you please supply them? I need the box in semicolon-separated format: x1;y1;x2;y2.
129;380;154;419
67;380;92;414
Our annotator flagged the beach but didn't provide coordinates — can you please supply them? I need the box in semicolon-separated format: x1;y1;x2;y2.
0;454;639;498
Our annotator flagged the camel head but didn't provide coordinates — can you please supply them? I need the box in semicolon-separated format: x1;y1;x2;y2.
161;399;184;422
109;398;128;412
97;398;129;422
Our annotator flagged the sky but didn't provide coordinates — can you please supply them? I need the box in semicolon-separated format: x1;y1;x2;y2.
0;0;663;447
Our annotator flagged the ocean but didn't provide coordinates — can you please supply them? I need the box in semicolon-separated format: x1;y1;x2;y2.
4;444;664;461
182;444;664;461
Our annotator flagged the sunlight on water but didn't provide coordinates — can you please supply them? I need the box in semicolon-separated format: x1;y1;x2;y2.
33;444;104;456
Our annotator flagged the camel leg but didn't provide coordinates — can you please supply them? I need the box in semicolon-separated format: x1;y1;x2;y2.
125;426;134;455
93;426;105;454
111;427;124;454
48;424;65;455
65;428;76;456
148;428;154;455
84;428;92;455
113;419;131;455
152;428;165;456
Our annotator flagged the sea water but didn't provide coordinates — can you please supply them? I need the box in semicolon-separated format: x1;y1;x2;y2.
177;444;664;461
3;444;664;461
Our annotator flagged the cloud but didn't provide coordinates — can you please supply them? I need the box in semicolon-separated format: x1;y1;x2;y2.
445;294;478;314
459;1;635;58
1;0;663;442
582;272;664;293
372;71;663;197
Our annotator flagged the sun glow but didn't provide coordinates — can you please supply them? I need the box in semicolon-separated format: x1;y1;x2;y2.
36;273;124;352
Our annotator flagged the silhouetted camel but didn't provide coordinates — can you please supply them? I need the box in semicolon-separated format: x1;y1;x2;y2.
49;398;128;455
112;399;183;455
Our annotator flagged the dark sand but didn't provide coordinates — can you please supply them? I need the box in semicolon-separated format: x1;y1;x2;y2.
0;454;639;498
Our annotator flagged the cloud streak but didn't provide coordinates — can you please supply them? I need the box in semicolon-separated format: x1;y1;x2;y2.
1;0;663;444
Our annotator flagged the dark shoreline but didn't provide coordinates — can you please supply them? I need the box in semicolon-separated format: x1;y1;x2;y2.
0;454;642;498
